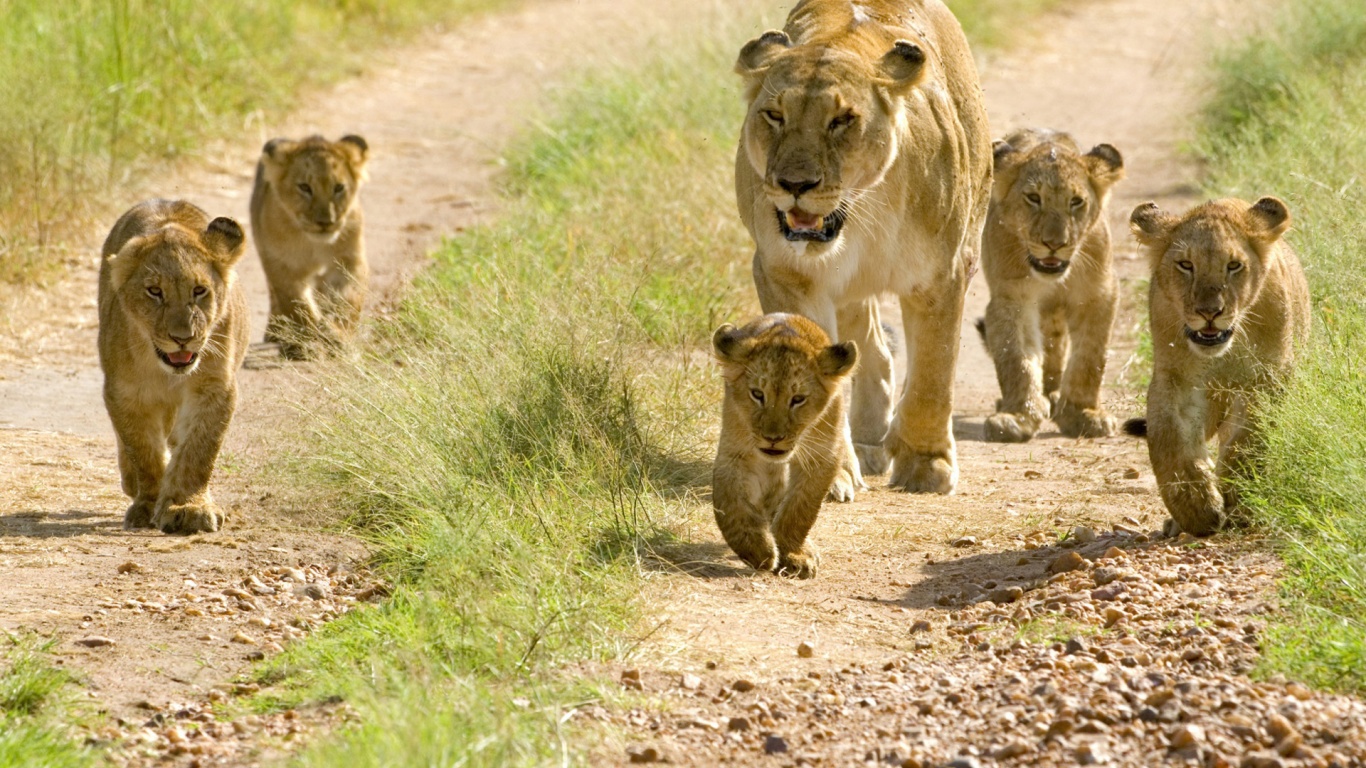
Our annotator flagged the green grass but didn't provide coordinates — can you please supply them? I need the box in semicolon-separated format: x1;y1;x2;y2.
0;638;91;768
1197;0;1366;693
0;0;505;285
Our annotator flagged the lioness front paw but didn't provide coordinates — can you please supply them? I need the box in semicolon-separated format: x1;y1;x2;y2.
887;444;957;494
152;501;224;535
123;500;156;530
1054;401;1117;438
1161;484;1224;537
984;412;1038;443
777;546;818;579
854;442;890;475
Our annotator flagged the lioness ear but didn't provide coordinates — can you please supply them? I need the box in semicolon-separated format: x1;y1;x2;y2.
203;217;246;269
735;30;791;101
879;41;927;91
1083;143;1125;193
818;341;859;378
1130;202;1177;246
1245;196;1291;242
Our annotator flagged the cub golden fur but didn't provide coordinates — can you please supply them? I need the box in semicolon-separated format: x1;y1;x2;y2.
980;129;1125;442
250;134;369;359
734;0;991;499
712;314;858;579
98;199;249;534
1127;197;1310;536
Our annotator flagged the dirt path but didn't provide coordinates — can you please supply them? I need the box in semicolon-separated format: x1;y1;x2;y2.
589;1;1366;766
0;0;740;760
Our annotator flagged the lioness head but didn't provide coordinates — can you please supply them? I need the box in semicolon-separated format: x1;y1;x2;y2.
992;131;1124;278
259;134;368;242
106;217;246;375
736;30;927;250
1131;197;1292;357
713;314;858;460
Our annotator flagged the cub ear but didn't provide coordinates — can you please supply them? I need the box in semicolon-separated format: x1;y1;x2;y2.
261;138;296;165
1083;143;1125;192
818;340;859;378
879;40;927;90
1129;202;1177;247
1244;196;1291;243
991;139;1017;169
339;134;369;167
712;323;748;363
106;237;147;291
203;217;246;269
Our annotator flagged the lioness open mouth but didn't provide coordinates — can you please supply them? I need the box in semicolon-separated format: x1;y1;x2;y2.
157;349;199;369
1185;326;1233;347
759;447;790;458
1027;255;1070;275
776;205;847;243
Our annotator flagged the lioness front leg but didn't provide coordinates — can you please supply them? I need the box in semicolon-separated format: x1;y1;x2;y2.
838;299;893;475
1053;293;1118;438
152;388;236;534
1147;384;1223;536
888;286;964;494
982;295;1049;443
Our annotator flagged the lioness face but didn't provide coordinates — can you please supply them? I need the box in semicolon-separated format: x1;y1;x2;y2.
737;32;929;252
1132;197;1290;358
714;314;858;461
262;135;368;242
108;219;245;375
993;138;1124;279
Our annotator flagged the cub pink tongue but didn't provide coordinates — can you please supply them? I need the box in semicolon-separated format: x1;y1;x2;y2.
167;350;195;365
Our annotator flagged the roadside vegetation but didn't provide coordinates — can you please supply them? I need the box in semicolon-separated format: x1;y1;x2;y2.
0;0;504;285
1198;0;1366;693
0;638;90;768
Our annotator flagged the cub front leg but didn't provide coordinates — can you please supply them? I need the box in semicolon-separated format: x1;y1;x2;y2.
108;409;168;529
1053;292;1118;438
317;249;368;343
838;299;893;475
262;259;323;360
1147;381;1223;536
888;284;964;494
712;461;778;573
151;385;237;534
982;295;1049;443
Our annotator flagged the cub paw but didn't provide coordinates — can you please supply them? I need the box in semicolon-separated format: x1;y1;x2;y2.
827;468;859;503
984;412;1037;443
777;547;819;579
888;445;957;494
123;500;156;530
152;501;224;535
1161;484;1224;537
1054;401;1117;438
854;442;890;475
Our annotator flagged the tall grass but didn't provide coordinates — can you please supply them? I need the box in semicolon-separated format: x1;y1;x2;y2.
0;0;503;284
0;639;91;768
1198;0;1366;693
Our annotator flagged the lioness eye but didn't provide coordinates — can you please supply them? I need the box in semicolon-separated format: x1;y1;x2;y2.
1070;197;1085;209
790;394;807;407
828;113;855;132
1176;260;1194;272
1227;261;1244;273
146;286;162;298
762;110;784;126
193;286;207;297
1025;193;1042;206
297;183;313;197
750;389;765;404
333;183;346;197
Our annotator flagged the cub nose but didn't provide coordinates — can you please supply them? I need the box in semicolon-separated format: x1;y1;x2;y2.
169;334;193;347
777;176;822;197
1041;238;1067;253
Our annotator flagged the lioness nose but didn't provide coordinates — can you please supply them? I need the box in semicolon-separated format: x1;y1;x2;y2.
1195;305;1223;322
777;176;822;197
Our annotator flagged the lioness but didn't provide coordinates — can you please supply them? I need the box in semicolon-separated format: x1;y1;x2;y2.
98;199;249;534
980;129;1125;442
735;0;991;498
1126;197;1310;536
712;314;858;578
250;134;369;359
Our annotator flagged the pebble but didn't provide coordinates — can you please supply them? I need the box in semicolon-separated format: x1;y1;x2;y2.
626;746;662;764
951;536;979;548
74;636;115;648
117;561;142;575
797;641;815;658
1048;551;1086;574
989;586;1023;604
763;735;788;754
1076;740;1110;765
680;673;702;690
621;669;642;691
732;679;756;693
727;716;751;732
1169;723;1204;749
910;619;932;634
1071;526;1097;545
231;632;258;646
1122;467;1141;479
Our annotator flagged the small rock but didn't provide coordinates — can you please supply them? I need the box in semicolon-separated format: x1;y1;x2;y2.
680;673;702;690
993;742;1031;759
295;583;328;600
1267;713;1295;741
727;716;751;732
1071;526;1097;545
1100;546;1126;560
989;586;1024;604
1046;718;1075;739
945;758;981;768
1092;567;1123;586
1274;733;1302;758
1240;753;1285;768
1091;584;1126;601
910;620;932;634
763;735;788;755
1076;740;1110;765
626;746;662;764
231;632;258;645
1285;682;1312;701
732;679;756;693
1122;467;1141;480
1169;724;1204;750
74;636;115;648
951;536;978;548
620;669;642;690
116;561;142;575
797;641;815;658
1065;637;1087;655
1048;551;1087;575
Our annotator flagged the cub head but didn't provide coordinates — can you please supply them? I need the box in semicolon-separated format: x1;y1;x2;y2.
1131;197;1291;357
260;134;368;242
106;217;246;375
735;29;927;251
992;131;1124;279
713;313;858;461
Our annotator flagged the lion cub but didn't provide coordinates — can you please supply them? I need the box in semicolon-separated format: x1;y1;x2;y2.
1126;197;1310;536
980;129;1125;442
712;314;858;578
98;199;249;533
250;134;369;359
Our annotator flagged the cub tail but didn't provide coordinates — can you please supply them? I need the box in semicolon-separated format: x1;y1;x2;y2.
1122;418;1148;438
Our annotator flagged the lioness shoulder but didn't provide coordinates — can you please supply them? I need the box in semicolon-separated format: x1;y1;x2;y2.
711;313;858;578
1127;196;1310;535
250;133;369;359
980;128;1125;442
97;199;249;534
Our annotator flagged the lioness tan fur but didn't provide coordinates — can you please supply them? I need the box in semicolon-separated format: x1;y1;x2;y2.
981;129;1125;442
734;0;991;499
98;199;249;534
250;134;369;359
1127;197;1310;536
712;314;858;578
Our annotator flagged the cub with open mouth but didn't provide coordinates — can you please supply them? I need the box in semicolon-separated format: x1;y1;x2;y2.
734;0;992;498
98;199;250;534
1123;196;1310;536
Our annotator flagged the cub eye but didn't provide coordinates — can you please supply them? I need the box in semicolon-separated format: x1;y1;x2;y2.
828;113;855;132
1025;193;1042;206
749;389;765;405
761;109;784;126
333;183;346;197
1070;197;1085;209
146;286;163;298
1176;260;1194;273
297;183;313;197
1227;261;1244;273
193;285;207;298
790;394;807;407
